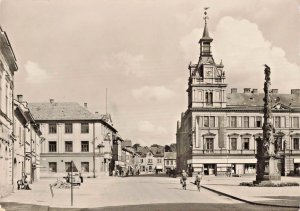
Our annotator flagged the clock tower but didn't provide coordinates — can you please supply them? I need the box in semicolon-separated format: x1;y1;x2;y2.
187;10;227;108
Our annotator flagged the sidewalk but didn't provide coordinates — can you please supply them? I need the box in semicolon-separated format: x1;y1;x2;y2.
201;176;300;208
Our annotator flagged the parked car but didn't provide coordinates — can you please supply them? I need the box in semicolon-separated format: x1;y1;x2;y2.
64;173;82;186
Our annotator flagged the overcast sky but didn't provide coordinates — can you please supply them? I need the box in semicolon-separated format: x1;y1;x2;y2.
0;0;300;146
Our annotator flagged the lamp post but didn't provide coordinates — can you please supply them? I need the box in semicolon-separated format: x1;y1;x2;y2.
70;160;73;206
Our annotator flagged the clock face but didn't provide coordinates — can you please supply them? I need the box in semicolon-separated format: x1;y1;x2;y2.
206;70;212;77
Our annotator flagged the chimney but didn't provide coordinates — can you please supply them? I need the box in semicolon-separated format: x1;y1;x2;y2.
84;102;87;108
271;89;278;94
231;88;237;94
291;89;300;95
17;95;23;102
252;89;258;94
244;88;251;93
50;99;54;103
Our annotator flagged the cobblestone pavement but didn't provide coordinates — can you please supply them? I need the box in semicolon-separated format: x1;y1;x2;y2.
0;173;299;210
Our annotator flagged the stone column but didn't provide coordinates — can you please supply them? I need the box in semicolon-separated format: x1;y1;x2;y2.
255;65;281;183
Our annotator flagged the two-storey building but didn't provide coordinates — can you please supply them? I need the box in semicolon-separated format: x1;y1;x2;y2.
176;14;300;176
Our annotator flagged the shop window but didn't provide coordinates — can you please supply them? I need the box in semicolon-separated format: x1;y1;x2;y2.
49;162;57;172
81;162;89;172
49;141;57;152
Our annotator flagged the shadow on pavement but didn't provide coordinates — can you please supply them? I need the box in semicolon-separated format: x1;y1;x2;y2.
1;202;296;211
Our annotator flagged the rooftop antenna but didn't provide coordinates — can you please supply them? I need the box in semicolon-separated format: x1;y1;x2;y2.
106;88;107;115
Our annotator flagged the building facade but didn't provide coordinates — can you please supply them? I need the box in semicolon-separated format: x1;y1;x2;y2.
28;101;119;177
176;16;300;176
13;95;42;186
0;27;18;197
164;152;176;172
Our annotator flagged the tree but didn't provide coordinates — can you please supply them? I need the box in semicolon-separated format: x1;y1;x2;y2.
164;145;171;152
170;143;177;152
150;144;160;148
132;143;140;150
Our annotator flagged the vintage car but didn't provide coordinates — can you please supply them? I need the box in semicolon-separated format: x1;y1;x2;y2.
64;173;82;186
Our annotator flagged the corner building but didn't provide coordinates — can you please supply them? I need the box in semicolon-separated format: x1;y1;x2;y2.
176;17;300;176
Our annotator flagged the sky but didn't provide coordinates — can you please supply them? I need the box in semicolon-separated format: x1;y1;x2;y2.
0;0;300;146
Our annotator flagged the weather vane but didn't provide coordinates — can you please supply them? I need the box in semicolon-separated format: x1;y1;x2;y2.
204;7;210;23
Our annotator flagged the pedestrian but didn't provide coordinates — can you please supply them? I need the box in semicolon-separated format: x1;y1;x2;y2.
195;172;202;191
181;170;187;190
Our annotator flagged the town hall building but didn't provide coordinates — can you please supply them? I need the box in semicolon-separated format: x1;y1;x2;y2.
176;14;300;176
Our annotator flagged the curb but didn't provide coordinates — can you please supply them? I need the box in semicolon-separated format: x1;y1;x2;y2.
201;185;299;209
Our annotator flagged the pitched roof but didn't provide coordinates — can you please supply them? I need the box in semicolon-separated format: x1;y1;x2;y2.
164;152;176;160
150;146;164;157
122;140;132;148
227;93;300;108
28;102;98;121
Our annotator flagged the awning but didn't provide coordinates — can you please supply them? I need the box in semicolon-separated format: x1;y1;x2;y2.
156;165;163;170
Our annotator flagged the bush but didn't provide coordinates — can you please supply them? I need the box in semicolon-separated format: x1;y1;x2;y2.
239;182;299;187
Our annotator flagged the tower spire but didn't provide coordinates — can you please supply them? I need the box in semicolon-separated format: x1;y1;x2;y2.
199;7;213;56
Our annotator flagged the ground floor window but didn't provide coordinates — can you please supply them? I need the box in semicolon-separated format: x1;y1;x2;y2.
245;164;256;174
65;162;71;172
49;162;57;172
81;162;89;172
149;165;153;171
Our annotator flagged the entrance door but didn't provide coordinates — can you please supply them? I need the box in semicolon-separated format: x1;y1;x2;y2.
204;164;216;175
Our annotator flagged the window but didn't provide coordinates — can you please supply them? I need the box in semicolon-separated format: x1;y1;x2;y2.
256;116;262;128
275;116;281;128
148;159;153;164
157;159;161;163
49;162;57;172
293;117;299;128
243;138;250;150
231;138;237;150
81;162;89;172
49;141;57;152
204;116;215;127
81;123;89;133
140;159;143;163
170;160;173;165
65;162;71;172
230;117;237;128
204;116;209;127
49;123;57;134
205;92;213;105
244;116;249;128
65;141;73;152
209;116;215;127
65;123;73;133
294;138;299;150
81;141;89;152
166;160;170;165
205;138;214;152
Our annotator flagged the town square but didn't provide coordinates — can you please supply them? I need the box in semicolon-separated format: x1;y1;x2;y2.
0;0;300;210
